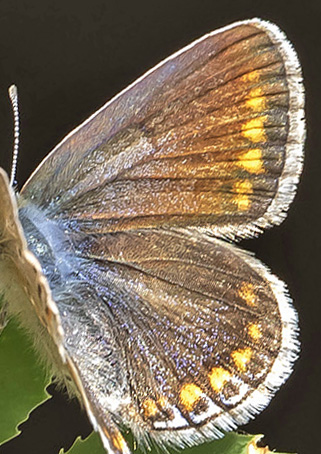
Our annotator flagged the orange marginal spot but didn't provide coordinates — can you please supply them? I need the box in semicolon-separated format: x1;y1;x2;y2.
231;347;253;372
208;367;231;392
237;148;264;174
157;395;169;408
239;282;256;306
180;383;203;412
111;432;127;452
241;116;267;143
241;70;260;83
246;88;266;112
248;323;262;341
142;398;159;418
233;180;253;211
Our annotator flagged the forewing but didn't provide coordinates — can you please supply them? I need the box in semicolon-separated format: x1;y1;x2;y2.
21;19;304;240
73;228;299;447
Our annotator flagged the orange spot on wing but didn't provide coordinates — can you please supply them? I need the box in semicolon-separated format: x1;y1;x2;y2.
180;383;203;411
231;347;253;372
239;282;256;306
142;398;158;418
208;367;231;392
157;396;168;407
246;88;266;112
241;70;260;83
242;117;267;143
248;323;262;341
233;180;253;211
237;148;264;174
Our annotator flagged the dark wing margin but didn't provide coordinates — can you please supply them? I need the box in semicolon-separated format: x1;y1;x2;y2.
71;228;299;449
21;19;305;240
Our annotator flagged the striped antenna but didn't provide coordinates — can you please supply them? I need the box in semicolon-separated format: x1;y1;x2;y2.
9;84;20;187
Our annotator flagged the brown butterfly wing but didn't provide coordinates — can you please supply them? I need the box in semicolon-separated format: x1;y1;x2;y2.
21;19;304;240
11;18;304;453
69;228;298;448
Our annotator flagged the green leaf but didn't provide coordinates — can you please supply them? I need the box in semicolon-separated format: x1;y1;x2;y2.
61;430;291;454
0;311;51;445
60;432;105;454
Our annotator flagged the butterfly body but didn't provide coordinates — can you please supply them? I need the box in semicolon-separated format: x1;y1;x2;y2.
0;18;304;454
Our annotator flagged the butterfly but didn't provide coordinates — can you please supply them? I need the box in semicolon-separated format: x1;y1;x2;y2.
0;18;304;454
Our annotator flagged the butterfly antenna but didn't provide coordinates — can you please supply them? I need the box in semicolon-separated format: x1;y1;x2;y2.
8;84;20;187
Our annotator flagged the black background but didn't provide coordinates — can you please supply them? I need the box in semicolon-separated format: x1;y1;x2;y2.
0;1;320;453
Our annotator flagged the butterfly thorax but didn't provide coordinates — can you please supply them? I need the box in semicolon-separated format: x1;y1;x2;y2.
18;203;76;285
